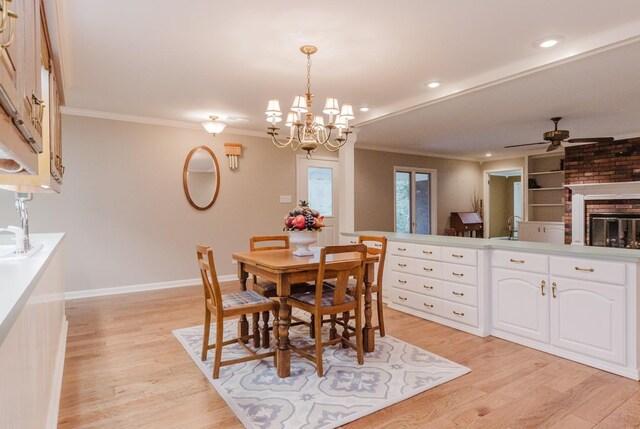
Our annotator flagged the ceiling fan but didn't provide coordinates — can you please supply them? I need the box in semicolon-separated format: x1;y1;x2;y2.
505;117;614;152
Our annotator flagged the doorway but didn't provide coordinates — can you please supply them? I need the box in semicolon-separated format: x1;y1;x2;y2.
296;156;339;246
394;167;438;234
483;168;523;239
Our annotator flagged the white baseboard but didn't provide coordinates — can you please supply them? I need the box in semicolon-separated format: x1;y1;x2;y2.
47;317;68;429
64;275;238;300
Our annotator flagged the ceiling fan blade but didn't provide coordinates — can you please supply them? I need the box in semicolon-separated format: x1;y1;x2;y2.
566;137;614;143
546;143;561;152
504;141;547;149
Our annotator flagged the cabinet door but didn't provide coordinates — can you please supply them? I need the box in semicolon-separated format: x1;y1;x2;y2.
543;224;565;244
492;268;549;342
550;277;625;364
517;223;542;242
18;0;42;145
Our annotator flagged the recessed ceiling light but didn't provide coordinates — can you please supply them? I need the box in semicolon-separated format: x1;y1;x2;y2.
359;107;370;112
536;36;564;48
427;82;441;89
40;184;50;189
485;153;492;157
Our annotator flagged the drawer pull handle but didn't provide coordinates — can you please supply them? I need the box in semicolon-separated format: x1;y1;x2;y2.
350;241;357;244
374;243;381;247
398;280;407;284
422;250;432;255
423;267;433;272
397;247;407;251
552;282;557;299
453;311;465;317
510;258;525;264
423;285;434;290
452;254;464;258
398;296;407;301
452;291;464;296
540;280;546;296
574;266;594;273
452;272;464;277
398;263;407;268
423;303;434;308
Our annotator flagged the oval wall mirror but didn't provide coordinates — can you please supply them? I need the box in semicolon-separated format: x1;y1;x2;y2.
183;146;220;211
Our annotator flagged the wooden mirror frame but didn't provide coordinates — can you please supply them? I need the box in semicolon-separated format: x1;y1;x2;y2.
183;146;220;211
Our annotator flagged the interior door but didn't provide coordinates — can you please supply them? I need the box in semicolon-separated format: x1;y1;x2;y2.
297;156;339;246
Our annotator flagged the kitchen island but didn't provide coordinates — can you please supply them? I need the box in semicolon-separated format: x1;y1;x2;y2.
0;233;66;429
342;231;640;380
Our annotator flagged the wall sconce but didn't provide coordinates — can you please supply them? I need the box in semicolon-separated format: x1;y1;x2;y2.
224;143;242;170
201;115;227;136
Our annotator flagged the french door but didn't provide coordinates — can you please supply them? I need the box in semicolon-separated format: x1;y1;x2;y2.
394;167;437;234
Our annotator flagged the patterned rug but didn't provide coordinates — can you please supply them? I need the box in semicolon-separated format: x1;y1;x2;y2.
173;316;470;429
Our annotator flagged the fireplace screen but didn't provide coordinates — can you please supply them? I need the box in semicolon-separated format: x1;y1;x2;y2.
590;214;640;249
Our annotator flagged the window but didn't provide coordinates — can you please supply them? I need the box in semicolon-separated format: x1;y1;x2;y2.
394;168;437;234
307;166;333;216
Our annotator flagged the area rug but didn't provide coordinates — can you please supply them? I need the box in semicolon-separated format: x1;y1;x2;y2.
173;316;470;429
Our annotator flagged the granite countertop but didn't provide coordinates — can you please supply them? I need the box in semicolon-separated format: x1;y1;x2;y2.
342;231;640;262
0;233;65;344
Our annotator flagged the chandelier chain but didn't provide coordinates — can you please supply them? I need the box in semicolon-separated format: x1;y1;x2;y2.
306;53;312;96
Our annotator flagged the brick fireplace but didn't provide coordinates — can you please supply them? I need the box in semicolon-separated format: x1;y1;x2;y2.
564;138;640;245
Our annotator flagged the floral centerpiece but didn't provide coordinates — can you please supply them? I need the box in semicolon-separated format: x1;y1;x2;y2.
284;201;324;256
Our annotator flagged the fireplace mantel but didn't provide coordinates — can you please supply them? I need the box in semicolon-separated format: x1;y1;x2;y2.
567;181;640;245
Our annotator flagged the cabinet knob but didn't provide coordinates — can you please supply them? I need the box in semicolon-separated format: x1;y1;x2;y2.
398;263;407;268
423;250;432;255
398;279;407;284
452;254;464;258
423;267;433;272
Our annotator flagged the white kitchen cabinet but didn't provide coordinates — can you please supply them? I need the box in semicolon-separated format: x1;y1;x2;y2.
491;268;549;343
517;221;564;244
549;276;625;364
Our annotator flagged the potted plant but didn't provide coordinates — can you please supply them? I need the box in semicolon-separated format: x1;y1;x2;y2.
284;201;324;256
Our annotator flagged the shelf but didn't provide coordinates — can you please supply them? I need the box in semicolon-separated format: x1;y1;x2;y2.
529;204;564;207
529;187;564;191
529;170;564;176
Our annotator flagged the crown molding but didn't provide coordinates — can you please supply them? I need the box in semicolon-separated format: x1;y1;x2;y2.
60;106;268;138
355;144;481;163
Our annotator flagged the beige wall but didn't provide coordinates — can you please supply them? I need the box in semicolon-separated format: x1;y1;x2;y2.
488;175;521;237
354;149;483;234
0;115;303;292
482;156;525;172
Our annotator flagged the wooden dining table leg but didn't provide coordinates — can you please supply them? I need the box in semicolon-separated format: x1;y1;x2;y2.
276;297;291;378
237;265;249;342
362;264;375;353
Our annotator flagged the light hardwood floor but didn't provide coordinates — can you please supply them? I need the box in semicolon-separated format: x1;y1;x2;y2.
59;282;640;429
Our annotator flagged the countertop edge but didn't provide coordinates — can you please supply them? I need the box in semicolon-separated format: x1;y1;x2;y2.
0;233;65;345
341;231;640;263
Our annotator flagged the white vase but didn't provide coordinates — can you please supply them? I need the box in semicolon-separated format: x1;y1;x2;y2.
289;230;318;256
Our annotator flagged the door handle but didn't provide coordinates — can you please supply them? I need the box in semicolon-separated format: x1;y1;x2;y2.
540;280;546;296
552;282;557;298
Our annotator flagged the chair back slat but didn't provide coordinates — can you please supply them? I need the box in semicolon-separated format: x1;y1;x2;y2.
250;235;290;251
196;245;223;312
359;235;387;287
315;244;367;309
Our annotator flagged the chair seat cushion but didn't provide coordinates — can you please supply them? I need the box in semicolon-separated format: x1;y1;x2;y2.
254;280;313;297
290;289;355;306
221;290;272;309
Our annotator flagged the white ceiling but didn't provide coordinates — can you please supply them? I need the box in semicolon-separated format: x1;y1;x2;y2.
54;1;640;159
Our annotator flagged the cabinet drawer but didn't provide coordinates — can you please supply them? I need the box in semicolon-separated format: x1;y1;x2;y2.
413;259;441;279
389;242;416;257
441;262;477;286
387;271;416;292
442;247;477;265
388;255;415;274
414;277;442;298
439;281;477;307
550;256;625;286
362;239;384;251
415;244;441;261
492;250;548;273
442;301;478;327
390;288;440;315
341;236;359;245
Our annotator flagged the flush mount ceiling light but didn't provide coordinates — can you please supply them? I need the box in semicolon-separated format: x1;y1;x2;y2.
535;36;564;48
265;45;354;157
201;115;227;136
426;81;441;89
485;153;492;157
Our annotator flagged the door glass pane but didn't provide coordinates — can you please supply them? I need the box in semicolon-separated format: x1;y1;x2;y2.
415;173;431;234
308;167;332;216
395;171;411;233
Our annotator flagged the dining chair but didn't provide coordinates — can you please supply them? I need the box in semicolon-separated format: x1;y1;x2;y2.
197;245;277;379
249;235;314;347
288;244;367;376
324;236;388;337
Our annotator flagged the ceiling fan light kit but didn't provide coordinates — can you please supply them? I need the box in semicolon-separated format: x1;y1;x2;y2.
505;117;614;152
265;45;354;157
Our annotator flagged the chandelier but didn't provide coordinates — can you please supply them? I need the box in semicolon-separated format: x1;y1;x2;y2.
265;45;354;157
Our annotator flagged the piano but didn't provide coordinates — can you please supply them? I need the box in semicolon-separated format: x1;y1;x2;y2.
450;212;483;237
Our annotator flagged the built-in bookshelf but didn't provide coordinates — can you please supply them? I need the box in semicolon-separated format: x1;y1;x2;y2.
526;152;565;222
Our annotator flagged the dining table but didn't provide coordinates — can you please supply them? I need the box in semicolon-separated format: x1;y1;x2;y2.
232;248;379;378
